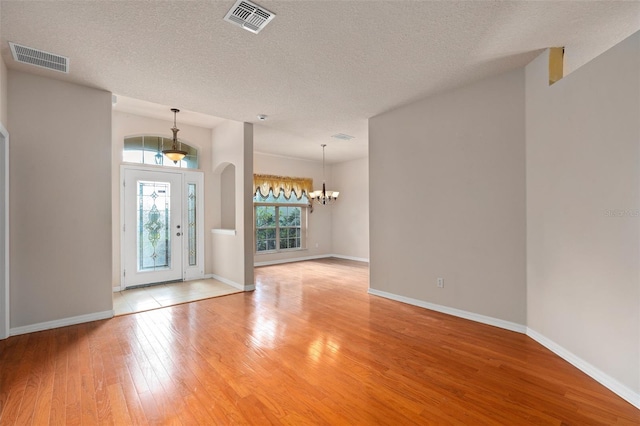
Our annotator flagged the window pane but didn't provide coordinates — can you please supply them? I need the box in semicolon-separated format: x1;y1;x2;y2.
279;206;301;227
141;150;163;165
256;206;276;227
256;205;278;252
292;208;301;226
124;136;198;169
279;207;288;226
123;149;143;164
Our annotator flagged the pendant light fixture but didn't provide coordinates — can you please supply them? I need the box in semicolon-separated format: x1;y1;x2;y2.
309;144;339;205
162;108;188;164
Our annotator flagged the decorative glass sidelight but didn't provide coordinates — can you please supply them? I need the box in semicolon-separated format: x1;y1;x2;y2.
137;181;171;271
187;183;197;266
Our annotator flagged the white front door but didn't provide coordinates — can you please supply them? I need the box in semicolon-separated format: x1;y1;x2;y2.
123;168;184;288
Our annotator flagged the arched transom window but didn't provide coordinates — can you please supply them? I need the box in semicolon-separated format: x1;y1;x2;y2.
123;135;198;169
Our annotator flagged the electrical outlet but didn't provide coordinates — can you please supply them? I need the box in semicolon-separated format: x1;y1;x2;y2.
437;277;444;288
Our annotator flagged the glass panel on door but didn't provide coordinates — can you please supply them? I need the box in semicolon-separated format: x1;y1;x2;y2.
187;183;197;266
137;180;171;271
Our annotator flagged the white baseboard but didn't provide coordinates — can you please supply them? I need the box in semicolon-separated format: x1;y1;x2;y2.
526;327;640;410
112;286;121;292
10;310;114;336
210;274;255;292
368;288;526;333
330;254;369;263
254;254;331;267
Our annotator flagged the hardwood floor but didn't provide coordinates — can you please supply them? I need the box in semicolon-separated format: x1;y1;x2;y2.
113;279;241;316
0;258;637;425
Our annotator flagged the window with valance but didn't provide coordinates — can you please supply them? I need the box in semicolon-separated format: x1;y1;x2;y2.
253;174;313;201
253;174;312;253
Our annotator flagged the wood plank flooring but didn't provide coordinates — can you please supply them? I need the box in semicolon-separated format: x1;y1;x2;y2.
113;279;241;316
0;258;638;425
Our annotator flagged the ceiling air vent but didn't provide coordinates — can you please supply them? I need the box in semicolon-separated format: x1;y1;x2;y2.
224;0;275;34
331;133;355;141
9;42;69;73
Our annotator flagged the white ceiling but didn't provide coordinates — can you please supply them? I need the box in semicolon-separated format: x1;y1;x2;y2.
2;1;639;163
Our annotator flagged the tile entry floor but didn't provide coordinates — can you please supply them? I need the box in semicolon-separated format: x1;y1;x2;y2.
113;278;242;315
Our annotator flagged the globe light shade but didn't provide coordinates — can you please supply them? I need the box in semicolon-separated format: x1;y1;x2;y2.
163;149;187;164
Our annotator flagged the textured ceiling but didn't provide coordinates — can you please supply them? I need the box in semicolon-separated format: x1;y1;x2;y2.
2;1;639;163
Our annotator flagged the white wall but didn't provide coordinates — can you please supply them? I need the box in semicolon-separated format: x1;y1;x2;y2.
111;111;215;289
526;34;640;396
8;71;113;328
331;157;369;261
369;69;527;325
211;121;254;289
253;152;332;264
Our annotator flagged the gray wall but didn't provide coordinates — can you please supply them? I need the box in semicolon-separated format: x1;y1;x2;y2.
241;123;254;285
9;71;113;327
369;69;527;325
526;34;640;393
332;157;369;260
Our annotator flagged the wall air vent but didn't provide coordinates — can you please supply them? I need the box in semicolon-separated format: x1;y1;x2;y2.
224;0;275;34
9;42;69;73
331;133;355;141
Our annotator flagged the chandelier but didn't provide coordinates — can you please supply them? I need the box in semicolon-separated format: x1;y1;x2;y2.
162;108;188;164
309;144;339;205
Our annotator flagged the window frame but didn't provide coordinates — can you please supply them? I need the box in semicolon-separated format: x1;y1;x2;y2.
123;134;199;169
254;202;307;254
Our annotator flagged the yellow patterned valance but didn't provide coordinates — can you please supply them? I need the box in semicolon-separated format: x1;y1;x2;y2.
253;174;313;200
